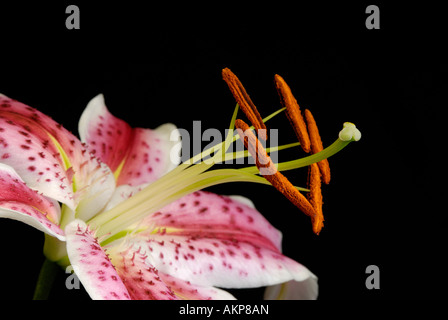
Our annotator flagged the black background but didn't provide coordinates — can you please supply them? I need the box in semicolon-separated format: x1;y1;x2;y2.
0;1;446;301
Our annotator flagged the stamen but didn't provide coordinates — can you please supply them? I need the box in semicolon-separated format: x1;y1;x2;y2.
235;119;316;220
304;109;331;184
274;74;311;153
235;119;275;173
222;68;267;140
307;163;324;235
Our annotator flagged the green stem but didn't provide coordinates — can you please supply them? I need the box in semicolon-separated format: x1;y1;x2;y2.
33;258;59;300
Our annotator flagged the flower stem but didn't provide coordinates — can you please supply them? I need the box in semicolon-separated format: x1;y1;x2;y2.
32;258;58;300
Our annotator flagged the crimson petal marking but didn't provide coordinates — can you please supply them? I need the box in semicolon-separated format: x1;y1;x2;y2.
78;94;180;187
132;234;314;289
0;163;64;240
109;245;178;300
142;191;282;252
65;220;130;300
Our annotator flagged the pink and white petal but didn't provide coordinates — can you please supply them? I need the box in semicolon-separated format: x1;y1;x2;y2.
65;219;130;300
108;244;178;300
264;278;318;300
78;94;181;187
129;234;314;289
0;202;65;240
160;272;236;300
151;123;181;175
0;94;114;212
114;123;180;187
0;163;65;240
141;191;282;252
78;94;133;173
0;95;74;207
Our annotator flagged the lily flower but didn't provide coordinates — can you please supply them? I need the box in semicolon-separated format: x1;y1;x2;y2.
0;68;360;300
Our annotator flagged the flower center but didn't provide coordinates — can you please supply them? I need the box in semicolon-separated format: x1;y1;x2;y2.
88;69;361;240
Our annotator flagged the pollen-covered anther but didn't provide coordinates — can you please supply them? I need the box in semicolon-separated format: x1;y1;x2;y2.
235;119;316;220
222;68;267;140
234;120;276;174
274;74;311;153
304;109;331;184
307;163;324;235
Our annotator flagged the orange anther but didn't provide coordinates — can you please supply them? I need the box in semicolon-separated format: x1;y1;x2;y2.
222;68;267;140
274;74;310;153
308;163;324;235
304;109;331;184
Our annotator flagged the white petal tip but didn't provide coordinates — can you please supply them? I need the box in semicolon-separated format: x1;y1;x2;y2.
91;93;105;104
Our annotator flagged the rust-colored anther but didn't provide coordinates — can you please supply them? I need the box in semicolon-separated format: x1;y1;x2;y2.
304;109;331;184
235;119;316;220
274;74;311;153
222;68;267;140
308;163;324;235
